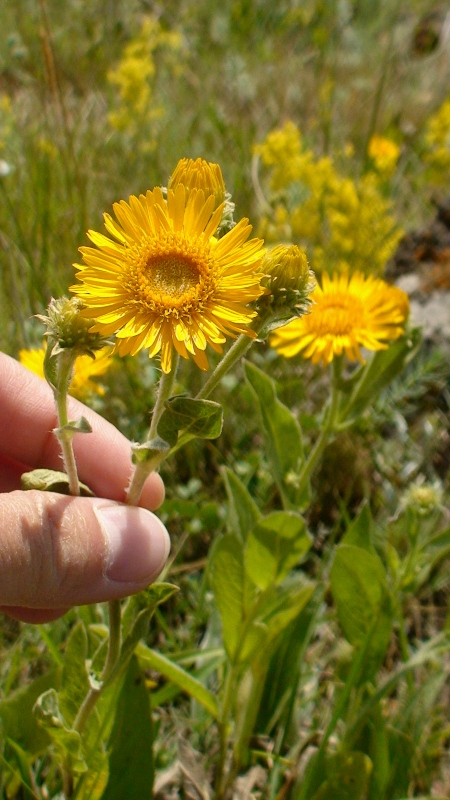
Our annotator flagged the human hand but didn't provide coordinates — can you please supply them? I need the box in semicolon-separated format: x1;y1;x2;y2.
0;352;170;624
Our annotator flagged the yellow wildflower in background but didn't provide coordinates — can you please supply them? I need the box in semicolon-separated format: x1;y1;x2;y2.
71;166;265;374
423;97;450;183
270;271;409;366
107;16;182;142
368;135;400;174
19;345;113;401
255;122;402;276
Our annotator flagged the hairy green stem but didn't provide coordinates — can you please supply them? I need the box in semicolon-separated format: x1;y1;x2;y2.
196;329;261;402
73;358;180;739
53;350;79;496
72;598;122;735
126;356;179;506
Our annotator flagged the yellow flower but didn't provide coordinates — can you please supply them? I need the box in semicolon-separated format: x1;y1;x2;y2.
368;135;400;173
168;157;226;210
71;179;265;374
270;271;409;366
19;345;113;401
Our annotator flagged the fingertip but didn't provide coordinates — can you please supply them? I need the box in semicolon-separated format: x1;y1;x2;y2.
138;471;165;511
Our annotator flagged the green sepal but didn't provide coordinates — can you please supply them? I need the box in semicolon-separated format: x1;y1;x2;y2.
158;396;223;447
131;437;171;465
42;336;59;390
21;468;95;497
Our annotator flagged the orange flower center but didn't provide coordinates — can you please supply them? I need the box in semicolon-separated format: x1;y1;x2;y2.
312;293;365;336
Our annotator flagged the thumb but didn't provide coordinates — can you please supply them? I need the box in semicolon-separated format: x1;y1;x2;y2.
0;490;170;611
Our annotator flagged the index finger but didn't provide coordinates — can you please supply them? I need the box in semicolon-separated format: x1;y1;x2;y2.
0;352;164;509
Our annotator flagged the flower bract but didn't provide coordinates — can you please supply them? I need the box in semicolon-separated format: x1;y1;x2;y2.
71;182;265;373
270;271;409;366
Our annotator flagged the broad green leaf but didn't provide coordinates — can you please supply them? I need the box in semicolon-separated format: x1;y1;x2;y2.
244;361;305;507
158;396;223;447
245;511;312;590
259;581;315;635
209;534;245;661
33;689;87;774
221;466;261;542
341;503;375;553
330;544;393;678
137;644;219;719
21;468;94;496
311;752;373;800
100;656;154;800
339;329;421;424
256;588;320;736
0;668;60;756
247;581;315;675
59;621;90;727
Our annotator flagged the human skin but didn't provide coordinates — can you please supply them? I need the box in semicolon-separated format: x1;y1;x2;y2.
0;352;170;623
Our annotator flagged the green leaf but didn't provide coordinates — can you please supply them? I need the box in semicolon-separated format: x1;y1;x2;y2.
339;329;422;424
20;468;94;496
244;361;305;507
259;580;315;635
121;583;178;642
119;583;179;666
245;511;312;590
58;416;93;435
158;396;223;447
209;534;245;661
341;503;375;553
4;739;37;800
33;689;87;774
330;544;393;678
100;656;154;800
59;621;90;727
136;644;219;719
221;466;261;542
0;668;60;756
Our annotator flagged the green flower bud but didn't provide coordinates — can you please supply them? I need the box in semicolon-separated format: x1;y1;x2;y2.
256;244;316;330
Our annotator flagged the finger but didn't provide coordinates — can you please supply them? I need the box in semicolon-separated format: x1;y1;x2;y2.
0;353;164;508
0;490;171;610
0;606;71;623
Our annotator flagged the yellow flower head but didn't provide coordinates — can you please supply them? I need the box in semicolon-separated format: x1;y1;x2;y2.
270;271;409;366
19;345;112;401
368;135;400;173
168;157;226;210
71;179;265;373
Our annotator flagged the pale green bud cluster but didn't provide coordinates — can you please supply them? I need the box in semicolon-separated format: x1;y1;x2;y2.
256;244;316;329
37;297;111;358
401;478;443;517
